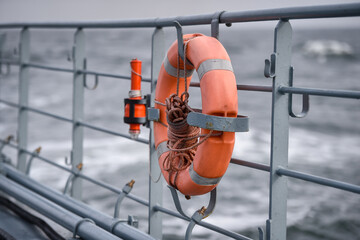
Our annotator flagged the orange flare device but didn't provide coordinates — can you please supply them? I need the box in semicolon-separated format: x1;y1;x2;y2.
124;59;147;139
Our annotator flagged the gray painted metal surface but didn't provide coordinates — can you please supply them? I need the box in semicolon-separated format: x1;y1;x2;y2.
0;175;122;240
279;86;360;99
149;27;165;239
17;28;30;172
268;20;292;240
187;112;249;132
1;164;155;240
71;29;85;200
276;167;360;194
0;3;359;29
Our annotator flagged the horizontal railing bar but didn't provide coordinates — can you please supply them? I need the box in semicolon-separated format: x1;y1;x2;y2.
190;82;273;93
230;158;270;172
0;139;72;172
78;122;149;144
0;99;148;144
279;86;360;99
0;139;149;206
0;60;152;82
25;62;74;73
0;98;73;123
0;58;19;65
80;69;151;83
0;3;359;29
237;84;272;93
277;167;360;194
75;171;149;206
153;205;252;240
153;205;188;221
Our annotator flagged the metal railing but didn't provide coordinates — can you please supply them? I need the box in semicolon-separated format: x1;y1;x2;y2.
0;3;359;240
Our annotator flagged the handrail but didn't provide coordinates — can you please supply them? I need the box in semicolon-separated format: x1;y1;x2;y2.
0;3;359;29
0;59;152;82
0;99;149;144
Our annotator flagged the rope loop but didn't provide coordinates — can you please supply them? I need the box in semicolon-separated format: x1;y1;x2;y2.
163;91;222;188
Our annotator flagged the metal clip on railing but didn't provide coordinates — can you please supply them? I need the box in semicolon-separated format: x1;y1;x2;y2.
111;180;139;230
287;66;309;118
264;53;276;78
168;186;217;240
265;54;310;118
174;20;184;61
71;218;96;240
211;11;225;39
63;163;83;195
83;58;99;90
25;146;41;175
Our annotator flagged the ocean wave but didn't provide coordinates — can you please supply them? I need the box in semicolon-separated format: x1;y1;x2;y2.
302;40;354;61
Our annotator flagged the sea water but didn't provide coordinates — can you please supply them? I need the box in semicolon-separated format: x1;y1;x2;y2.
0;25;359;239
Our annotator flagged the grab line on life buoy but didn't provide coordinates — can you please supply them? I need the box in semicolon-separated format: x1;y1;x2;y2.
154;33;238;196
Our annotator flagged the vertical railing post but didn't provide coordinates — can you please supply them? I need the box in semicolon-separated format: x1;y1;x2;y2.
149;27;165;239
71;28;86;200
17;27;30;172
268;20;292;240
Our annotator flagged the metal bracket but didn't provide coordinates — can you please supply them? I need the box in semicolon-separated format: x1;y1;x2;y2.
211;11;225;39
114;180;135;218
83;59;99;90
147;108;160;122
288;66;309;118
185;209;205;240
264;53;276;78
110;215;139;233
187;111;249;132
112;180;139;229
25;146;41;175
72;218;95;239
168;186;217;239
63;164;82;195
174;21;184;61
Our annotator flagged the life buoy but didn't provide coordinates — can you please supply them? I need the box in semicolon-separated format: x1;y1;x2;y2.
154;33;238;196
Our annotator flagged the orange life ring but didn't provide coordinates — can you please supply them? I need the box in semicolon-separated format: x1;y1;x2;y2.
154;33;238;196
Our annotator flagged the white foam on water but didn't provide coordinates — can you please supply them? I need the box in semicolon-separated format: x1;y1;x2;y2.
302;40;354;63
303;40;354;56
232;130;271;163
30;94;63;108
288;128;359;167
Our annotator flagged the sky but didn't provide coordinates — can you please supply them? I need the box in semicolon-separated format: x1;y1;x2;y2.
0;0;359;28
